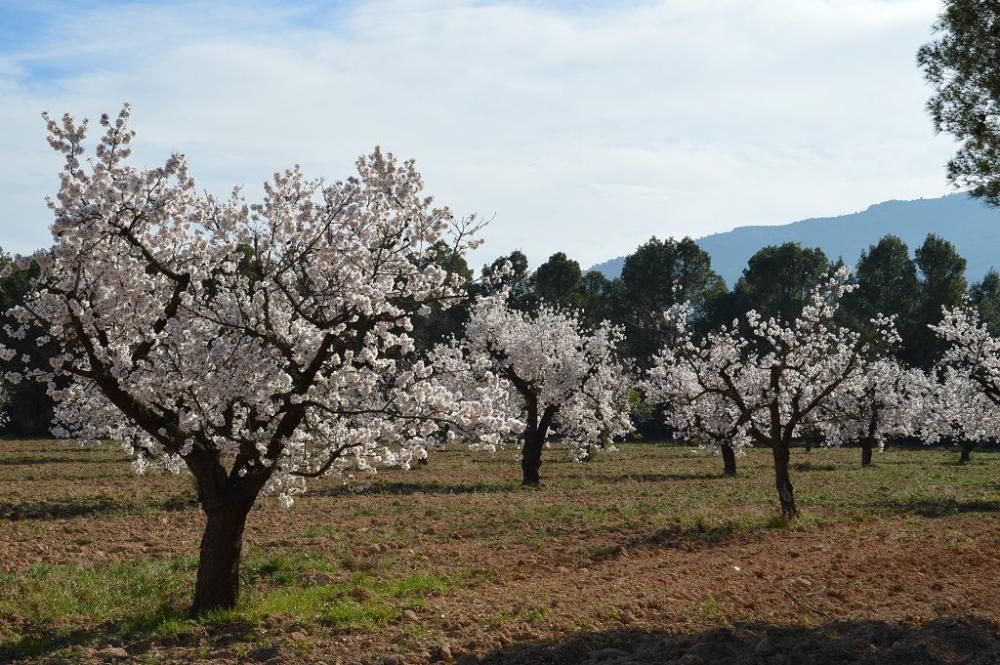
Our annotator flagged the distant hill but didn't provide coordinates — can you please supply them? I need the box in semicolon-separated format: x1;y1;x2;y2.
588;194;1000;286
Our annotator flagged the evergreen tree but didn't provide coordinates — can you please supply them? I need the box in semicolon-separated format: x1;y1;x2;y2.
614;237;725;365
844;235;920;358
912;234;968;367
733;242;831;323
970;269;1000;334
919;0;1000;205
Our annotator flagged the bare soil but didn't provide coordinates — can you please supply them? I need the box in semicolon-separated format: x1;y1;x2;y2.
2;440;1000;664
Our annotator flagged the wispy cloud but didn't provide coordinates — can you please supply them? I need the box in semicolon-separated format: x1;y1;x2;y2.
0;0;955;268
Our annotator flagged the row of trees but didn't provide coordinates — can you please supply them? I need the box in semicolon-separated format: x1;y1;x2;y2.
403;232;993;446
644;267;1000;519
413;232;990;368
3;99;1000;616
2;230;990;440
419;262;1000;523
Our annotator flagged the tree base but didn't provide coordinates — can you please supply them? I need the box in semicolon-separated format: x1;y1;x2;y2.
191;500;253;614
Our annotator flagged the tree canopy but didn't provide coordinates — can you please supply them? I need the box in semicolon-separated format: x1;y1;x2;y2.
919;0;1000;205
613;236;725;364
732;242;831;323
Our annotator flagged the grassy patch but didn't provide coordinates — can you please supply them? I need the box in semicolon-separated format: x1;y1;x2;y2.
488;603;550;627
0;557;196;631
0;549;456;658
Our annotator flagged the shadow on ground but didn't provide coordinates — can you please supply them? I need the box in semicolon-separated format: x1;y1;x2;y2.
476;616;1000;665
0;495;197;521
309;480;518;497
0;456;119;466
792;462;838;472
6;614;998;664
877;497;1000;518
583;471;730;483
0;614;256;663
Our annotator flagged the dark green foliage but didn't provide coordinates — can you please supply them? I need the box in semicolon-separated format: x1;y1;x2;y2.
971;269;1000;334
843;235;921;355
910;234;969;367
578;271;615;328
409;241;475;353
612;237;725;365
531;252;583;310
918;0;1000;205
479;250;533;311
482;250;530;291
841;234;972;367
732;243;831;323
0;250;54;436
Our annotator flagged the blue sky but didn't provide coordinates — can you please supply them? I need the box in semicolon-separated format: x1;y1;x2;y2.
0;0;956;268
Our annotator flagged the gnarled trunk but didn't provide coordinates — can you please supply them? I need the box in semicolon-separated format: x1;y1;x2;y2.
721;444;737;476
192;497;254;614
771;442;797;519
862;411;878;467
521;394;541;486
520;397;555;486
187;450;267;615
521;432;543;485
959;442;974;464
861;440;874;467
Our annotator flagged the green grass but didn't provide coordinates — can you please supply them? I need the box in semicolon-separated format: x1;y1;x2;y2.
243;571;457;628
487;603;550;627
0;548;456;658
0;557;196;631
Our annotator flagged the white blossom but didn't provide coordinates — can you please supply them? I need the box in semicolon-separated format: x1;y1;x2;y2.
431;291;632;481
646;267;897;516
924;306;1000;446
815;358;928;452
2;105;510;510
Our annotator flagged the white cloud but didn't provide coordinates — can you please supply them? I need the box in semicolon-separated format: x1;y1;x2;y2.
0;0;956;269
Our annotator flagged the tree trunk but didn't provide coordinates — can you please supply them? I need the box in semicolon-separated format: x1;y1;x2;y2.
771;442;797;519
191;497;254;614
521;395;542;486
959;442;974;464
519;398;555;487
861;441;874;467
721;444;737;476
521;431;543;486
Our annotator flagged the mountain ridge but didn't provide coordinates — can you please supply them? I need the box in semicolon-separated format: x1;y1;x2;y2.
588;193;1000;286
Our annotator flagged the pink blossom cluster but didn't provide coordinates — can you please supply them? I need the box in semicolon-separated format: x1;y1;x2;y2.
925;307;1000;442
431;290;633;461
0;106;513;507
646;267;904;456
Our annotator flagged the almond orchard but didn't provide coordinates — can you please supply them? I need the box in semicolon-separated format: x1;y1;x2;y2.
2;100;1000;663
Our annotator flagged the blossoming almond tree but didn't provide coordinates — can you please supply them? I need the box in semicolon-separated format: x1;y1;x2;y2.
0;107;510;612
645;356;757;476
649;268;897;518
432;291;633;485
920;366;997;463
814;359;928;466
926;307;1000;462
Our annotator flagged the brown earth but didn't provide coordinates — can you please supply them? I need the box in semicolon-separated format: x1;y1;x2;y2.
2;440;1000;664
